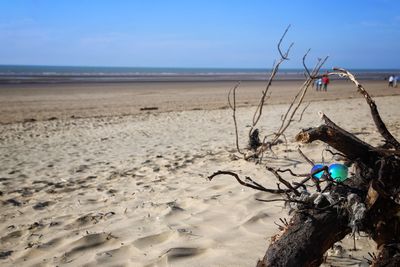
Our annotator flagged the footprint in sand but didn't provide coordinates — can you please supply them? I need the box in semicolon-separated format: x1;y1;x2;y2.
61;232;118;261
95;244;140;264
241;211;270;226
160;247;206;261
37;236;64;249
1;229;24;244
64;212;116;229
32;201;54;210
132;231;174;249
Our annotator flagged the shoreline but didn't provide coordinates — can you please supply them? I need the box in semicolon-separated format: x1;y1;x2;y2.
0;76;391;84
0;68;397;84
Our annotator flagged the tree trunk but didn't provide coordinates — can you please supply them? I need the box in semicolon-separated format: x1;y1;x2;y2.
257;208;350;267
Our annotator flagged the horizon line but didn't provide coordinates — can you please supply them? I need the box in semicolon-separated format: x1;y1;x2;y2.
1;64;400;70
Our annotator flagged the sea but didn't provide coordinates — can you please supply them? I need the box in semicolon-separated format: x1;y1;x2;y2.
0;65;398;84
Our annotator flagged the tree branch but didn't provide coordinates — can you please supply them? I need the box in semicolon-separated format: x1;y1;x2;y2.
228;82;244;155
329;68;400;150
296;113;381;166
249;25;293;138
208;171;291;194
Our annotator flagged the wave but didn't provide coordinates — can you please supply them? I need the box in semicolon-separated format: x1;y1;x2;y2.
0;65;397;83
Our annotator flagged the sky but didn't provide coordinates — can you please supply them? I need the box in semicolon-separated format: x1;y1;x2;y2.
0;0;399;69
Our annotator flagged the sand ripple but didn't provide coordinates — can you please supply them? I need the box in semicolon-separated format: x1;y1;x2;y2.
1;95;399;266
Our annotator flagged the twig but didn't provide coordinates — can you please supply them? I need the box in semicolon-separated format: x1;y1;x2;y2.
312;176;322;192
228;82;244;155
297;147;315;166
266;166;300;196
277;24;294;60
302;48;312;78
249;25;293;138
256;198;289;203
276;168;309;177
323;148;347;160
298;102;311;122
270;55;328;146
208;170;290;194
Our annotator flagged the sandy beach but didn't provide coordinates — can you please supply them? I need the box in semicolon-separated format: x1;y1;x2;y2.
0;80;398;124
1;80;400;266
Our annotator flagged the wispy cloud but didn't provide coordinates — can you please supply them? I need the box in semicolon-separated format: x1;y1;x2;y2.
0;18;36;30
360;16;400;29
79;32;225;51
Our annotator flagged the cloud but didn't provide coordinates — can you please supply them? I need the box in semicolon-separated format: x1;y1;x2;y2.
359;16;400;30
0;18;36;30
79;32;129;47
79;32;225;52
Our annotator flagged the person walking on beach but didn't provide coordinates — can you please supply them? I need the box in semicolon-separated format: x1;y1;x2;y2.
394;76;398;88
388;75;394;87
322;75;330;92
314;78;319;91
316;78;322;91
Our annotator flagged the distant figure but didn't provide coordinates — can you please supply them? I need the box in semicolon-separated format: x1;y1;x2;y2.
322;75;330;92
394;76;399;88
316;78;322;91
388;75;394;87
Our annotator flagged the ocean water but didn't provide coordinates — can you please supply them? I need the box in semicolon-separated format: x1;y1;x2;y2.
0;65;398;83
0;65;282;75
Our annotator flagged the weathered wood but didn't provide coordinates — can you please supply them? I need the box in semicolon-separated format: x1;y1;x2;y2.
332;68;400;150
258;119;400;266
372;245;400;267
296;124;381;166
216;64;400;266
257;208;350;267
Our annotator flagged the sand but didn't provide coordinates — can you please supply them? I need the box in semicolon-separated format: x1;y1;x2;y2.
0;80;398;124
1;80;400;266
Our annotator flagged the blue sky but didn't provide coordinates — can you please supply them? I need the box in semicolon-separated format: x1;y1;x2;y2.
0;0;399;68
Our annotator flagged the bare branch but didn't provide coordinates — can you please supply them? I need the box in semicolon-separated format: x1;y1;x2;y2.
270;56;328;146
256;198;288;203
297;147;315;166
208;170;290;194
323;148;347;159
302;48;312;78
249;25;294;138
328;68;400;150
278;24;293;59
271;78;312;144
298;102;311;122
276;168;309;177
227;82;245;155
266;166;300;196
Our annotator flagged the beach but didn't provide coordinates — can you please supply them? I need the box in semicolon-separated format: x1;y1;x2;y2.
0;80;398;124
1;79;400;266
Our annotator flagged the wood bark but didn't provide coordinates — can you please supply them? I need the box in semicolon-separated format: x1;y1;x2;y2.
257;208;350;267
255;121;400;266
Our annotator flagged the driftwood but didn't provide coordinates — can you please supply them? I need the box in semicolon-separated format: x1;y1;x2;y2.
210;65;400;266
256;108;400;266
210;27;400;266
